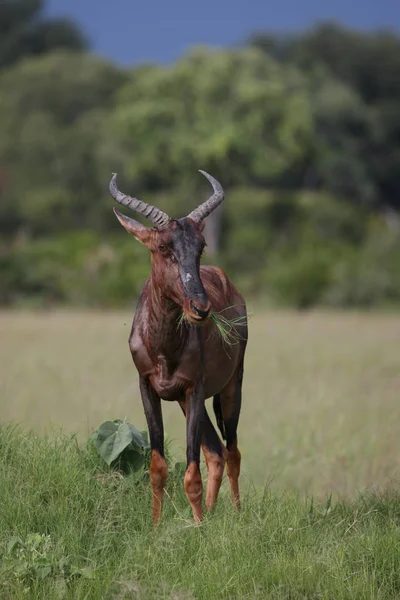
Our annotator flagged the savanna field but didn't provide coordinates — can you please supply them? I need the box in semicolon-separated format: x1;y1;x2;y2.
1;309;400;598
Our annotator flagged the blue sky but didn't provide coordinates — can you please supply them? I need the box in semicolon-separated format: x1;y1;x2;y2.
46;0;400;66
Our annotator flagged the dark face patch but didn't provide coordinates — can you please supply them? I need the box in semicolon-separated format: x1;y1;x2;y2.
171;219;208;306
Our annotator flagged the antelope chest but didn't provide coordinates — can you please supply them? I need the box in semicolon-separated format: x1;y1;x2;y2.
149;356;196;401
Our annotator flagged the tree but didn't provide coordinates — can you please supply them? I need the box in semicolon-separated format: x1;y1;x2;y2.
307;75;376;207
98;47;314;195
0;52;125;236
248;23;400;105
248;23;400;212
0;0;86;69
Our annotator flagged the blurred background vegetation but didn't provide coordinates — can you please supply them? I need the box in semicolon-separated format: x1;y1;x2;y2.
1;0;400;309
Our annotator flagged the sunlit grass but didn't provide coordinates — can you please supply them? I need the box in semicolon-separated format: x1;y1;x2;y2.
0;426;399;599
1;308;399;496
2;309;400;597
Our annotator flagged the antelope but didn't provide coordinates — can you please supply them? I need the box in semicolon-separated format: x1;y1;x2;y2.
110;170;248;524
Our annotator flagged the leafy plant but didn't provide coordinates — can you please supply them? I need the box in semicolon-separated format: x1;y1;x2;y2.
0;533;93;592
91;420;150;479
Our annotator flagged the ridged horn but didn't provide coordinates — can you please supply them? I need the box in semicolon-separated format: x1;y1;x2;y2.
109;173;170;228
186;170;224;223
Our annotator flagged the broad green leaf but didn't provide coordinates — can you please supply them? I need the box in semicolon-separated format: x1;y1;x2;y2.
117;447;146;478
94;421;135;466
126;423;150;450
93;421;150;466
127;450;145;473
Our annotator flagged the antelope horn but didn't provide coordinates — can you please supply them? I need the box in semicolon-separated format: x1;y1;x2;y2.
109;173;171;228
186;170;225;223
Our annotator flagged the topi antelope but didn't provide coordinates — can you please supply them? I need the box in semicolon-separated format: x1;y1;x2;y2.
110;170;248;524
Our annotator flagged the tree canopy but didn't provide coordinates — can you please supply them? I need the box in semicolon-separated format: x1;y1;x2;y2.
1;15;400;308
0;0;86;69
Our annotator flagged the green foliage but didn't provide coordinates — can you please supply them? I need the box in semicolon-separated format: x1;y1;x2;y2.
0;232;149;306
1;533;93;593
0;189;397;309
249;23;400;212
1;17;400;308
264;244;338;308
100;47;313;191
91;420;150;478
0;51;125;238
324;228;400;307
0;0;86;69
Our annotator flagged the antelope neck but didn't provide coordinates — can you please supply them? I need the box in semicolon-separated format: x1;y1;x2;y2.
147;275;186;359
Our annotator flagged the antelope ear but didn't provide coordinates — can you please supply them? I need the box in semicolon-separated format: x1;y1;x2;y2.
113;208;152;246
198;219;206;233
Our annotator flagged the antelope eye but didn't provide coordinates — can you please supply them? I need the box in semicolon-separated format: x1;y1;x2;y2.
158;245;169;253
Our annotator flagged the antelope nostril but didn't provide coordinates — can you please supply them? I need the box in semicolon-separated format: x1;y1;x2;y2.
190;300;210;318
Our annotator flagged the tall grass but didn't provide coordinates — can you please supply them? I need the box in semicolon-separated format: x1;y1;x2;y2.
2;309;400;496
0;426;399;599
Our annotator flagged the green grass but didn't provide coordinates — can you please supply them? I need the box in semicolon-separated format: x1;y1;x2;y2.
0;425;399;599
1;309;400;496
177;307;248;347
1;309;400;597
208;308;248;346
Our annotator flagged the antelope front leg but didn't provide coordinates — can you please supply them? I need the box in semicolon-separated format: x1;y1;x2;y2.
184;377;205;524
139;376;167;525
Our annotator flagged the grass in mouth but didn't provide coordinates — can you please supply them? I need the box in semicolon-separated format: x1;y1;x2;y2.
177;305;249;346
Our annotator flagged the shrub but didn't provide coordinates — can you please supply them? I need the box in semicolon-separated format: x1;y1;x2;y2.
324;229;400;307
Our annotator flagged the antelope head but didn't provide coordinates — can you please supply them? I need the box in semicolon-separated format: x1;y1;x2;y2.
110;170;224;324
